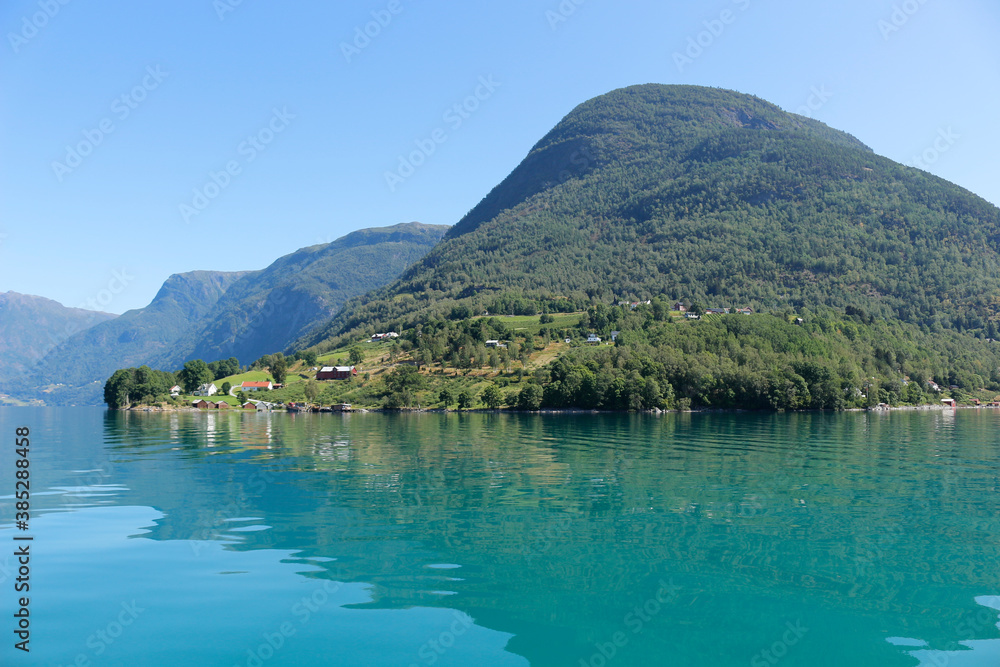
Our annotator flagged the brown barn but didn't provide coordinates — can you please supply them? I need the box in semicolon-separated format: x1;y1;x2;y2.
317;366;357;380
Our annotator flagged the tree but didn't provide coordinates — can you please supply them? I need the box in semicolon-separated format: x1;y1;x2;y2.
457;389;474;410
439;388;453;407
517;384;543;410
349;347;364;367
652;297;668;321
270;353;287;385
482;384;503;409
104;369;135;409
209;357;240;380
180;360;213;394
299;350;318;367
643;377;663;410
387;365;423;393
221;382;232;395
505;389;520;407
104;366;175;408
237;391;248;404
384;389;414;409
304;380;320;402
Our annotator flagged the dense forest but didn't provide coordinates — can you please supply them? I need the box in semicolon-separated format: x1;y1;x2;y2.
300;84;1000;352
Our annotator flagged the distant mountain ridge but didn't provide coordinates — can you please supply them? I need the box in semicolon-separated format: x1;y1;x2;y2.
5;270;248;405
153;222;450;369
301;84;1000;349
2;222;448;405
0;292;117;387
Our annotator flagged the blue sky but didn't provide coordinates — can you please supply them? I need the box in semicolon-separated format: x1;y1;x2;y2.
1;0;998;314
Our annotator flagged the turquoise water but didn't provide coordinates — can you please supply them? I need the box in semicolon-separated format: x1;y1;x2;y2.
1;408;999;666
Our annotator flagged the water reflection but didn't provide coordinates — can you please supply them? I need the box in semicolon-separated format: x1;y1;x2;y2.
891;596;1000;666
4;408;1000;665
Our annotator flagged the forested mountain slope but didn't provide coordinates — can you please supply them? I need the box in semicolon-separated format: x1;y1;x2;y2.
303;84;1000;351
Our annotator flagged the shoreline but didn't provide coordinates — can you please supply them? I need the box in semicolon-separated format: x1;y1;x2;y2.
120;403;989;414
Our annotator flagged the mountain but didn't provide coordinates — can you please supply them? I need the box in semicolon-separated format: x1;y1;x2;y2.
0;292;117;387
7;271;248;405
153;222;450;368
302;84;1000;350
6;222;448;405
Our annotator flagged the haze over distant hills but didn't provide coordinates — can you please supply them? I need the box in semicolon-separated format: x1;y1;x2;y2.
0;222;448;405
301;84;1000;350
0;292;117;389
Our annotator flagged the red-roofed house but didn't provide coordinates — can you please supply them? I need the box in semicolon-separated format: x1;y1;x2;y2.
241;381;273;392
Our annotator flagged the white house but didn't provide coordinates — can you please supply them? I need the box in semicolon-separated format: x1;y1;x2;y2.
587;334;602;344
194;383;218;396
169;385;182;397
610;331;620;342
241;381;274;392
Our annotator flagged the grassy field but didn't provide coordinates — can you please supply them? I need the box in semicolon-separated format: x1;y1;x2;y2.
475;312;583;335
197;334;555;409
218;370;275;387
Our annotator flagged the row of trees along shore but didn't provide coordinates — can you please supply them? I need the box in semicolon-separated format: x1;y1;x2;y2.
105;302;1000;412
